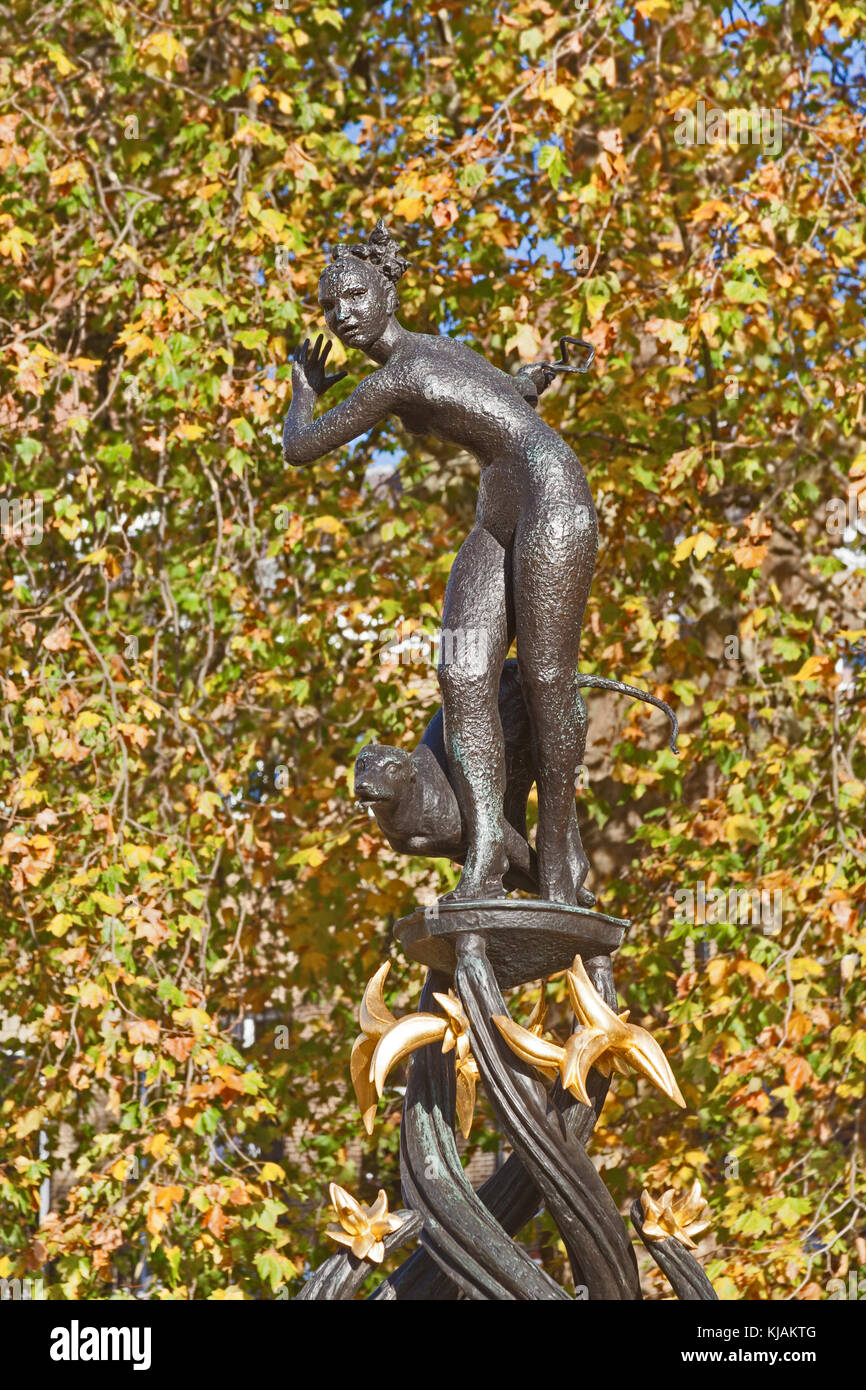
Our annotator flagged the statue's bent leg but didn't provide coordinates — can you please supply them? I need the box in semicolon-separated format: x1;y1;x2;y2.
438;525;512;901
513;493;597;905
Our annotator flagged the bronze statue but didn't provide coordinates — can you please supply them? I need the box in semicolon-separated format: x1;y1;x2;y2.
286;224;715;1306
283;221;674;907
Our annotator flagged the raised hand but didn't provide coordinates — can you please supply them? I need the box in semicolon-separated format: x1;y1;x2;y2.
292;335;348;399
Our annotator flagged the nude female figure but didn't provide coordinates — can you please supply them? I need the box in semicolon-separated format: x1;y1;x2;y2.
282;222;597;907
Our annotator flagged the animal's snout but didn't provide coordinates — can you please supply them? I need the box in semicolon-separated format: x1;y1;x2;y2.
354;777;388;804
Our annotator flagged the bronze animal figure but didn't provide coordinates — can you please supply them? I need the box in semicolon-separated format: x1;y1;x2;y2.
353;659;678;901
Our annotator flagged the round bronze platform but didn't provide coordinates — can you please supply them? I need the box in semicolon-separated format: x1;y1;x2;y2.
394;898;630;989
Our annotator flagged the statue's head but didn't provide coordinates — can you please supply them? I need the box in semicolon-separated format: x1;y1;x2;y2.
318;220;407;354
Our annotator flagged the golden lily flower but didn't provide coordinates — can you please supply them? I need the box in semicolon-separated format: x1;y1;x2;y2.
640;1180;712;1250
493;956;685;1109
325;1182;403;1264
351;964;481;1139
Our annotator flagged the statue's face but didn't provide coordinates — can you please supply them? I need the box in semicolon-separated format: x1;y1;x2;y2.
318;260;396;353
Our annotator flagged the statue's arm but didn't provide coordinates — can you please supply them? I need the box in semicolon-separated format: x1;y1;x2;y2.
283;340;399;466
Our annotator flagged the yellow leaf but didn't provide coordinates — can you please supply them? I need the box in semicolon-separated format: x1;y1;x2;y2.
288;846;325;868
93;891;123;913
791;655;830;682
690;199;734;223
14;1107;44;1139
47;45;75;75
79;981;108;1008
393;194;425;219
121;843;151;867
0;225;37;265
140;31;187;72
541;84;576;116
196;789;223;818
174;422;206;441
260;1162;284;1182
505;323;542;362
312;515;348;539
673;531;716;564
75;710;101;730
723;814;761;845
706;958;728;987
172;1007;211;1035
736;960;767;985
789;957;824;980
635;0;671;17
49;159;88;187
47;912;74;937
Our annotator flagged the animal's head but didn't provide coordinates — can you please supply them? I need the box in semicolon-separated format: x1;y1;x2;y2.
353;744;413;807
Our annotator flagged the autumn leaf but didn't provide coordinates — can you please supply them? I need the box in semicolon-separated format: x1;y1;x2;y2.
673;532;716;564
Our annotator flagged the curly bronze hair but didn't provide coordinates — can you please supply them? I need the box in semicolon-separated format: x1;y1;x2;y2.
330;218;408;285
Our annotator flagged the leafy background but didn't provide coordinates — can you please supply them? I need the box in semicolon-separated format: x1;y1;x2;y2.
0;0;864;1299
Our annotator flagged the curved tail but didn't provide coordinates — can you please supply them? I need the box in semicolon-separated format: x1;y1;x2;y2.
577;675;679;754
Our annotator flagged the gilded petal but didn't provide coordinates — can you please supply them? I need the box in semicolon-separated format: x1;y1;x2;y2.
367;1189;389;1224
641;1217;668;1242
351;1232;374;1261
370;1012;447;1095
526;988;548;1035
329;1182;367;1235
367;1239;385;1264
359;961;397;1038
325;1225;356;1250
492;1014;563;1081
677;1179;706;1225
619;1025;686;1108
640;1188;663;1223
350;1034;378;1134
566;957;630;1040
372;1212;404;1240
559;1027;612;1106
432;990;469;1034
455;1067;476;1139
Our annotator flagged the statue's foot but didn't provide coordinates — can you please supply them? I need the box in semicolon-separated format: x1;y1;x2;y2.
441;843;509;903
